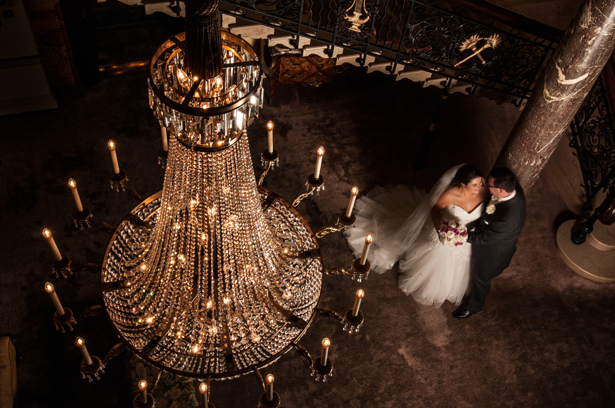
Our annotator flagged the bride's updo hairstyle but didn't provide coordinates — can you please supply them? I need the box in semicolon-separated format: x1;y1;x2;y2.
450;164;483;187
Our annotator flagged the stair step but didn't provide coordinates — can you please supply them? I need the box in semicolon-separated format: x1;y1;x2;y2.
367;62;397;75
144;3;184;17
396;69;432;83
222;14;236;28
302;45;343;59
268;35;311;49
230;24;275;39
335;54;375;67
556;219;615;283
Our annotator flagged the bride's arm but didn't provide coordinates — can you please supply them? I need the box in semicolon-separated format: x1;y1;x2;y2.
430;191;450;230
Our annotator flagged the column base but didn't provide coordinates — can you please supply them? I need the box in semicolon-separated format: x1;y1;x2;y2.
556;220;615;283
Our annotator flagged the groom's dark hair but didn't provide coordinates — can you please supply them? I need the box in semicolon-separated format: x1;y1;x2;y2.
490;167;517;192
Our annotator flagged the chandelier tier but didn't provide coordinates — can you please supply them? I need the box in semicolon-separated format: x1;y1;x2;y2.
102;24;324;379
148;31;263;150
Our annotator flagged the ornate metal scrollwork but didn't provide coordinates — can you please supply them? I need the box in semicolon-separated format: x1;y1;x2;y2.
569;77;615;209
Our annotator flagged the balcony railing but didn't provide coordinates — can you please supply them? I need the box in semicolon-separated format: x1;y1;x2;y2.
220;0;563;104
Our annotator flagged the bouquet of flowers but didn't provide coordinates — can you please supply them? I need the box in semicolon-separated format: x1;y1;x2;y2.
438;220;468;247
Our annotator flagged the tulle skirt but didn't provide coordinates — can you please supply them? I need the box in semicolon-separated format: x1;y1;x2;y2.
344;185;472;307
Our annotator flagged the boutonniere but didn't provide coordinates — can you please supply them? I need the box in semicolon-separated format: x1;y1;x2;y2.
486;204;496;214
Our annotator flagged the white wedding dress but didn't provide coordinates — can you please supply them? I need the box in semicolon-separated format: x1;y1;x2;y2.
344;165;483;307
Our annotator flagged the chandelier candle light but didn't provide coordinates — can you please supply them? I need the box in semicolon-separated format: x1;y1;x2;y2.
360;234;372;265
68;178;93;228
76;336;104;382
346;187;359;218
45;282;64;315
199;382;209;407
45;282;75;332
259;121;279;186
68;179;83;212
266;374;274;401
108;140;120;175
76;337;93;366
42;228;62;261
320;338;330;366
314;147;325;180
42;228;72;278
139;380;148;403
352;289;364;317
267;121;274;153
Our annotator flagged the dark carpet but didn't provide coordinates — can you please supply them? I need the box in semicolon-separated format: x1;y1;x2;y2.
1;68;615;408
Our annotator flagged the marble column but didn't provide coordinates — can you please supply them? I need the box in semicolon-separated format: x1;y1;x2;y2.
495;0;615;191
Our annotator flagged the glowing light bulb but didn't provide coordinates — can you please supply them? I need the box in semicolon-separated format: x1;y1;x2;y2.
45;283;54;293
42;229;51;238
68;179;76;188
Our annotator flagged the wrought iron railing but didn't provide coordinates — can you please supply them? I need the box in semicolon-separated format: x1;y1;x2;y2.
570;74;615;210
220;0;562;104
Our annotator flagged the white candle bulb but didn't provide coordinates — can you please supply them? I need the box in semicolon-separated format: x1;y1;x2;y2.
321;338;330;365
75;337;93;366
314;146;325;179
42;229;62;261
68;178;84;212
346;186;359;218
199;382;208;407
161;126;168;151
45;282;65;315
138;380;148;403
108;140;120;174
266;374;274;401
360;234;372;265
267;121;274;154
352;289;364;317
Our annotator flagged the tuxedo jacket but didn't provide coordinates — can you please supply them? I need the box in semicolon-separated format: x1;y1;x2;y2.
468;185;526;277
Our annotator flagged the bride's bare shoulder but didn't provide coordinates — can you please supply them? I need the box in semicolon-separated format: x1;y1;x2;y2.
435;187;458;208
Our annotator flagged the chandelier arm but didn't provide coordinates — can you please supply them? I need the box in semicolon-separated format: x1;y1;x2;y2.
125;187;142;203
75;304;104;323
102;342;127;366
89;220;114;233
292;343;314;366
71;262;100;274
254;368;266;393
258;161;274;186
316;308;344;323
151;368;165;391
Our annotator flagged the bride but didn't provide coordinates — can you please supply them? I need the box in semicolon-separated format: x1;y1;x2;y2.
344;164;489;307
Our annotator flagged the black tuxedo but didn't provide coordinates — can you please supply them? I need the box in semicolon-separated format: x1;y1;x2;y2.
466;185;526;312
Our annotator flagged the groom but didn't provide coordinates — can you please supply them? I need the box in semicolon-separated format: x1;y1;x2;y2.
453;167;526;319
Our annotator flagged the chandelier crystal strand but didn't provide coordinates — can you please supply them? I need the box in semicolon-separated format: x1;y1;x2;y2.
103;29;323;379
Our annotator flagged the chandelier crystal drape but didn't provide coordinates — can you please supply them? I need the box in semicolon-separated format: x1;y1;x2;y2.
101;29;324;379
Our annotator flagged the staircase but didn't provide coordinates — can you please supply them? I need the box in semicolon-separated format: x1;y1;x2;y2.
223;15;514;100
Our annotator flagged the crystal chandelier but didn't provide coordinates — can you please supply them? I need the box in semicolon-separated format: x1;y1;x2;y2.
42;1;370;404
